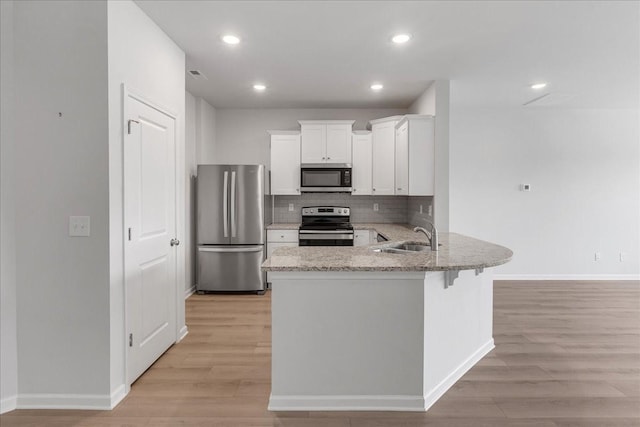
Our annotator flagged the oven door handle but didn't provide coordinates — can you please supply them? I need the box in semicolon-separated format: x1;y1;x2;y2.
299;230;354;234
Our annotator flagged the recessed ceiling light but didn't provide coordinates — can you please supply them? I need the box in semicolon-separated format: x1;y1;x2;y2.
530;83;547;90
370;84;383;91
392;34;411;44
222;34;241;45
253;84;266;91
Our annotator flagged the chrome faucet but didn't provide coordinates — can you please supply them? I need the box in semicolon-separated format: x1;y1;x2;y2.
413;221;439;251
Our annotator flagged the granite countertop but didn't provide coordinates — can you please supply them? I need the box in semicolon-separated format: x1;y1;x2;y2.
266;223;301;230
262;223;513;272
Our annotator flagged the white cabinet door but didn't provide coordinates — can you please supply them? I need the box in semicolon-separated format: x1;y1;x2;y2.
371;121;396;195
300;124;326;163
352;132;372;195
326;124;352;163
354;230;371;246
408;117;435;196
395;122;409;195
271;134;301;195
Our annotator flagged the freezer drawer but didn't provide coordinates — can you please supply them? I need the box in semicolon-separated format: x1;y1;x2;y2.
197;245;266;292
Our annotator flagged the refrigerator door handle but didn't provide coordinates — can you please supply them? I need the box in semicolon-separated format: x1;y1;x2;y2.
198;245;263;253
223;171;229;238
230;170;237;237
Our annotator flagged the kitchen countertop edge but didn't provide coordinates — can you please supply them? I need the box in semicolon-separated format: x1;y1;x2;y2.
263;223;513;273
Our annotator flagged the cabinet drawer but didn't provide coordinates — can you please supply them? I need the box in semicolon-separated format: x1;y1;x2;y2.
267;229;299;243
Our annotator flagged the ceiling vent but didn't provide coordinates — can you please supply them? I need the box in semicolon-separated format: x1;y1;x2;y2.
188;70;207;80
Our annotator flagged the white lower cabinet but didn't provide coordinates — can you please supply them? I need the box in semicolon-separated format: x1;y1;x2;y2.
267;230;298;258
267;229;299;284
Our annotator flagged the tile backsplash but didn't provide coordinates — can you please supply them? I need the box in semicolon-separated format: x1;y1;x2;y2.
273;194;433;225
407;196;435;228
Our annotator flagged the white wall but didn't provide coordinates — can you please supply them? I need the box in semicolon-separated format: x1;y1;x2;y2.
107;0;186;397
0;0;18;414
185;92;197;292
196;98;217;164
13;0;111;402
213;108;407;167
410;81;451;231
449;107;640;278
410;82;436;116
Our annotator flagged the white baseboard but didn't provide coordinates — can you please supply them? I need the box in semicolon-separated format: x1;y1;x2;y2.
184;285;196;299
1;395;17;414
268;340;495;412
494;274;640;281
177;325;188;342
109;384;127;409
17;392;114;410
268;394;426;412
423;339;494;411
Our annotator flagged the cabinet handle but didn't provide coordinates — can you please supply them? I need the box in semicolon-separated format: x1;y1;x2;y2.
322;157;326;160
397;188;402;190
296;188;300;192
372;188;376;192
353;189;356;192
327;157;331;160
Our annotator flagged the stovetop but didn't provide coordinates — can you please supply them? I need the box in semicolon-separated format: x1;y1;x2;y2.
300;206;352;231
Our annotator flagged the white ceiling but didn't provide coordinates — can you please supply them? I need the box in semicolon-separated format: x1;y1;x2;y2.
135;1;639;109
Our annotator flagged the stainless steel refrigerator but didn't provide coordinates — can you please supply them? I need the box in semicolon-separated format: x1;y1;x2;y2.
196;164;268;293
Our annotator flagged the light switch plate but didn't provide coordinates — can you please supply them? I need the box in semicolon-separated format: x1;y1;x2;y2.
288;203;294;212
69;216;90;237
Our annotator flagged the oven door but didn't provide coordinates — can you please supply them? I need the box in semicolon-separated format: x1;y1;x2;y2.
298;230;354;246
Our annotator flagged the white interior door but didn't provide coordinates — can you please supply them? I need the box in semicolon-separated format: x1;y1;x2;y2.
124;93;177;384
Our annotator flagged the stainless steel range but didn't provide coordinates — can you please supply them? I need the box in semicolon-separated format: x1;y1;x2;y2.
298;206;354;246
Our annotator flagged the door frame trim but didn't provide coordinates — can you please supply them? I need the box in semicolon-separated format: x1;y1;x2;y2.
121;84;185;392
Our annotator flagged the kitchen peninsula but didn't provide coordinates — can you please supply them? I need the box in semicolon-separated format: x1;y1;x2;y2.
262;224;512;412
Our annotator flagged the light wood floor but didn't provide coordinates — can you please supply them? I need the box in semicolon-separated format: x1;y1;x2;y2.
2;281;639;426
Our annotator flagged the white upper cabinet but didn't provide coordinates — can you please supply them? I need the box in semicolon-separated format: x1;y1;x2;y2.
394;121;409;195
299;124;325;163
370;116;401;195
351;131;372;195
299;120;354;164
396;115;435;196
269;131;301;195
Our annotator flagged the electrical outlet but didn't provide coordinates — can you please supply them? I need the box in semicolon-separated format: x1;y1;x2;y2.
520;183;531;192
69;216;90;237
419;205;423;214
288;203;294;212
594;252;601;261
373;203;379;212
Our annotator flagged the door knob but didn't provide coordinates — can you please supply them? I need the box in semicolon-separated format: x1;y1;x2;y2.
170;238;180;246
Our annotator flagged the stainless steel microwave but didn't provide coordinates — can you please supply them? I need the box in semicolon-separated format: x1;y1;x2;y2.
300;164;352;193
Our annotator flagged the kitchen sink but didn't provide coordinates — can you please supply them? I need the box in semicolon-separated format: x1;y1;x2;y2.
372;242;432;254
